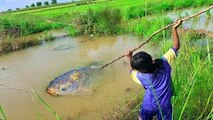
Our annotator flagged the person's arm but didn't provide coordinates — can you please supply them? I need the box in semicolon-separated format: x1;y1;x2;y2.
126;50;133;72
172;20;182;51
126;50;142;85
162;20;182;65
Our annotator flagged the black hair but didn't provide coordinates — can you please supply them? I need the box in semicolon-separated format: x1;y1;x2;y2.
130;51;163;73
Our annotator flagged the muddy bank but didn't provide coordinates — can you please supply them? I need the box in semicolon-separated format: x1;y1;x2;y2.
0;29;68;55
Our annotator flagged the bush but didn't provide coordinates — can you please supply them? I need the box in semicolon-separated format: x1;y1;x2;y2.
51;0;57;4
44;1;49;6
25;5;30;8
72;8;122;36
30;3;35;7
124;6;145;20
36;2;42;7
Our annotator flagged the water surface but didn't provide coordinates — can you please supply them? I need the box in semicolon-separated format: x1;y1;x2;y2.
0;35;159;120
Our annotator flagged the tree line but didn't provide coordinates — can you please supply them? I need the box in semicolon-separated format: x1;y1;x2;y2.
25;0;57;8
7;0;58;11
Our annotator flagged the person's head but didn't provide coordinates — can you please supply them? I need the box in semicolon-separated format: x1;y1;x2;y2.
130;51;162;73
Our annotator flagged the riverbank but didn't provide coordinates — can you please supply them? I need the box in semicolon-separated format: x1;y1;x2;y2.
1;6;213;55
1;0;212;37
0;30;68;55
104;30;213;120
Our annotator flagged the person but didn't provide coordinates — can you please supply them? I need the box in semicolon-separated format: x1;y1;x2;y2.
125;20;182;120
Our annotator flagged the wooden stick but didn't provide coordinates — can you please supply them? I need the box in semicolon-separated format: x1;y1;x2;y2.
99;5;213;70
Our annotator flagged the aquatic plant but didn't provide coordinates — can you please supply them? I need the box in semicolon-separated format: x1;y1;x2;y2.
0;104;7;120
31;89;62;120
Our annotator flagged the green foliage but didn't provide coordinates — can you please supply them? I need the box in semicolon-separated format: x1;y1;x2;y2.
161;32;213;120
7;9;12;12
124;6;145;20
65;26;79;36
51;0;57;5
44;1;50;6
72;8;122;35
36;2;43;7
25;5;30;8
31;3;36;8
125;17;172;40
0;15;64;37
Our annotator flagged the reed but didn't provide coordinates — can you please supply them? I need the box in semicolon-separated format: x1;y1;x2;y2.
31;89;62;120
0;104;7;120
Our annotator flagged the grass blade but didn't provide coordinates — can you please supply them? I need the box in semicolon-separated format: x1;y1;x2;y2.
0;104;7;120
31;93;41;120
31;89;62;120
178;68;199;120
197;91;213;119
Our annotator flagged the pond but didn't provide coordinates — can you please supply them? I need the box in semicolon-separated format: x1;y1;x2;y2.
0;35;159;120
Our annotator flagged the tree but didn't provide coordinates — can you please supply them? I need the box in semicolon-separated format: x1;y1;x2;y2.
36;1;42;7
51;0;57;4
44;1;49;6
16;8;20;10
7;9;12;12
25;5;30;8
31;3;36;7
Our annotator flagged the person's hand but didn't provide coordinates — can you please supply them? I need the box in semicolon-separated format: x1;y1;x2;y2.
173;19;182;29
126;50;133;59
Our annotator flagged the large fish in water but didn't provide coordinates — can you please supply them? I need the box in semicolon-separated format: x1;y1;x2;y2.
46;64;100;96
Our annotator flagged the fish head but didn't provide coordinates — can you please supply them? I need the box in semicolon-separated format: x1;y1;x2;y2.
46;77;80;96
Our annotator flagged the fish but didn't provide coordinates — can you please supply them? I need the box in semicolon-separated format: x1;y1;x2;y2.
46;63;100;96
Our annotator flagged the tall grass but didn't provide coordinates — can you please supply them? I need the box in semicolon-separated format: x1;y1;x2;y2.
71;8;121;36
105;31;212;120
0;104;7;120
0;15;64;38
0;32;56;55
124;16;172;40
163;31;213;120
1;0;212;38
31;89;62;120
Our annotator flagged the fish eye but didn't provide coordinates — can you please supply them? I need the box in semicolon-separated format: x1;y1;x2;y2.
60;86;66;91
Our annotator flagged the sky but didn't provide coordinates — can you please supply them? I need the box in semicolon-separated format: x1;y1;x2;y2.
0;0;72;12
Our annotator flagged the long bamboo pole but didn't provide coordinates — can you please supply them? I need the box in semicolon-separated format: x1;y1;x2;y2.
99;5;213;70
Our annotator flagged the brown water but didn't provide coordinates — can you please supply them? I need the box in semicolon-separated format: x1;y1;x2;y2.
0;35;159;120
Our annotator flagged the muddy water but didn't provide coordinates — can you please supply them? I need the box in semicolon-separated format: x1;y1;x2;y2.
0;35;159;120
168;8;213;32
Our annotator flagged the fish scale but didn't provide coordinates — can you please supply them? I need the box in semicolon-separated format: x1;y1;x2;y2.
46;64;99;95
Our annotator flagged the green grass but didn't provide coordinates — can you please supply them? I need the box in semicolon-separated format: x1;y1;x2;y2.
0;104;7;120
31;89;62;120
171;32;213;120
0;0;212;38
105;31;213;120
0;31;55;55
